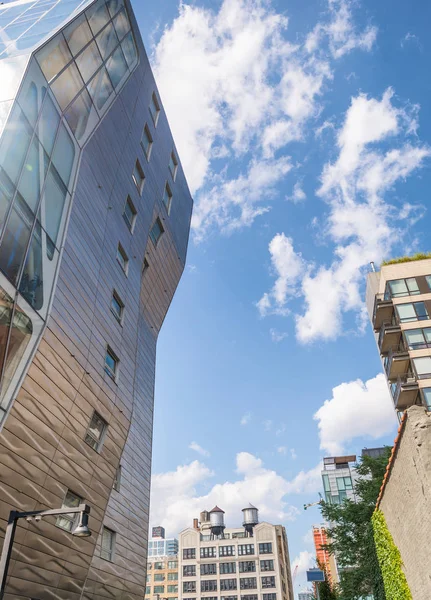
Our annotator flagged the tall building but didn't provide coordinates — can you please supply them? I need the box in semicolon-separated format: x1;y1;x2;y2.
366;257;431;414
321;455;358;505
148;525;179;557
178;505;295;600
145;554;179;600
0;1;192;599
312;526;338;585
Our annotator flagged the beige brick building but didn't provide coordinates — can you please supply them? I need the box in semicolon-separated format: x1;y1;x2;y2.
376;406;431;599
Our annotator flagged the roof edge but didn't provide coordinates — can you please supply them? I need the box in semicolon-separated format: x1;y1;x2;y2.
375;412;408;510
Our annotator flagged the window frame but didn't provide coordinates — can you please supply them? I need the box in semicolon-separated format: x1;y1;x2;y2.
163;181;173;215
116;242;129;274
200;546;216;558
132;158;145;195
101;526;116;562
113;464;121;491
111;289;124;323
386;277;420;299
240;577;257;590
413;356;431;379
55;489;82;532
149;91;160;126
220;578;237;591
141;123;153;160
258;542;273;554
149;217;164;247
169;150;178;181
219;545;235;557
201;580;217;593
201;563;217;575
239;561;256;573
123;195;137;232
238;544;254;556
182;548;196;560
396;301;429;323
85;410;108;451
261;576;276;589
104;345;119;381
184;565;196;577
260;560;274;572
219;562;236;575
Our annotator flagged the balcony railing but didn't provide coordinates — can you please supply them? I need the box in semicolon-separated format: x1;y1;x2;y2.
373;294;394;331
378;319;401;353
384;346;410;381
390;374;419;409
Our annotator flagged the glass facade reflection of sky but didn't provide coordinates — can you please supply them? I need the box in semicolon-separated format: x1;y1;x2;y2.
0;0;138;427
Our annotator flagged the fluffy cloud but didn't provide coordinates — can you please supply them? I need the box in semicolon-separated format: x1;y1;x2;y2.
258;89;430;342
150;452;313;535
153;0;377;240
287;182;307;204
314;373;397;454
189;441;211;457
291;550;315;581
270;328;289;343
240;412;252;425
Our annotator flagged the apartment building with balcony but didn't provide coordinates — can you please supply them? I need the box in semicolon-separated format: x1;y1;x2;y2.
178;506;294;600
366;257;431;413
0;0;192;598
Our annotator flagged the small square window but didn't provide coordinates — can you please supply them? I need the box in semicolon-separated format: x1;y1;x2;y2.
85;411;107;451
163;182;173;214
149;92;160;126
132;159;145;195
104;346;118;380
117;242;128;273
56;490;82;531
111;290;124;322
101;527;116;561
123;196;137;231
150;218;164;246
141;124;153;160
113;464;121;491
169;151;178;180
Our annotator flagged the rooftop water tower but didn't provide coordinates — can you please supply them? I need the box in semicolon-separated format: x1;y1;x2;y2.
242;503;259;536
209;506;225;538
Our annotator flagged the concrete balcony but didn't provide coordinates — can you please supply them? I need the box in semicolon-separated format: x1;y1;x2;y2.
373;294;394;331
391;375;419;410
378;322;402;354
384;347;410;382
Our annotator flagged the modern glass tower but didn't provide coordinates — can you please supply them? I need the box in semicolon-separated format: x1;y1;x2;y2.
0;1;192;598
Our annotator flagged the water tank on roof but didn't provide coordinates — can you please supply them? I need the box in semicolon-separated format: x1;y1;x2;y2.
209;506;225;536
242;504;259;536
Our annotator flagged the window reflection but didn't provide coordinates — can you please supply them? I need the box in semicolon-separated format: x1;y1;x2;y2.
17;138;45;213
64;87;95;141
0;193;33;285
19;220;43;310
106;45;127;88
0;104;32;185
0;288;13;380
121;32;136;66
76;40;102;83
88;67;114;110
43;164;68;245
51;61;84;110
51;122;75;186
87;0;111;36
36;34;72;83
38;92;60;155
64;13;93;56
113;9;129;40
107;0;124;18
0;168;15;237
96;22;118;59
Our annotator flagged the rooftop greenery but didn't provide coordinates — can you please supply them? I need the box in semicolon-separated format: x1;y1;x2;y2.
382;252;431;266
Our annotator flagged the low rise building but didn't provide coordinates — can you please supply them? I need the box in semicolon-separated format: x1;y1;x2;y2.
178;505;294;600
146;554;179;600
149;525;179;558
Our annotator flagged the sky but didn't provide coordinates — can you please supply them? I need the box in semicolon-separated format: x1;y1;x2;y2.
130;0;431;594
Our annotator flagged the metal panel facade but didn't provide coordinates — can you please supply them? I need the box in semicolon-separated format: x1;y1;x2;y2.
0;1;193;598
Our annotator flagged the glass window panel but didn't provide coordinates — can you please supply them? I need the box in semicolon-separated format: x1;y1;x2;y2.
336;477;345;490
163;184;172;213
64;13;92;56
0;288;13;378
0;302;32;406
0;193;33;285
38;92;60;156
18;81;40;127
422;388;431;409
96;22;118;59
0;104;32;185
18;138;45;213
406;277;420;294
141;125;152;159
18;220;43;310
396;303;417;323
52;122;75;187
405;329;426;349
43;164;67;246
88;66;114;110
64;87;96;142
389;279;408;297
121;31;137;66
51;61;84;111
88;411;106;441
150;219;163;246
424;328;431;343
0;100;13;135
0;168;15;237
415;302;429;320
426;275;431;290
76;40;102;83
106;0;124;17
414;357;431;378
113;9;129;40
106;45;127;88
86;0;110;36
36;33;72;82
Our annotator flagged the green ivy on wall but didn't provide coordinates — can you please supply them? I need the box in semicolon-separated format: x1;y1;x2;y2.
372;510;412;600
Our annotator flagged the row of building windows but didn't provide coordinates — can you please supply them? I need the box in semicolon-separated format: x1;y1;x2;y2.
181;596;276;600
183;544;272;560
184;561;274;577
182;577;276;593
385;275;431;299
149;572;178;581
149;561;178;570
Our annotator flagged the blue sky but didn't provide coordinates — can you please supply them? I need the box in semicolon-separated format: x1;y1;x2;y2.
131;0;431;593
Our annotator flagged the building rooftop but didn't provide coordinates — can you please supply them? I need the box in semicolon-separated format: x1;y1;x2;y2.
381;252;431;266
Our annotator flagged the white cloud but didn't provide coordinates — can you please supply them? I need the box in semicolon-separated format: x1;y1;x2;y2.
259;89;430;342
401;32;420;49
314;373;397;454
290;448;298;460
189;441;211;457
277;446;287;455
285;463;322;494
287;182;307;203
276;423;286;436
291;550;315;580
241;412;252;426
263;419;273;431
270;328;288;343
150;452;303;535
153;0;377;240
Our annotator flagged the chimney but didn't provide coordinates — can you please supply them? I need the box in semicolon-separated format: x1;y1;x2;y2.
193;518;199;530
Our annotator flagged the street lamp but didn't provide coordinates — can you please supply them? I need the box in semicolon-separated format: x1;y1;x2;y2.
0;503;91;599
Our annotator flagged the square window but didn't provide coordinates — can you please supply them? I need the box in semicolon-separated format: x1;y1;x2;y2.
141;124;153;160
111;290;124;322
56;490;82;531
117;242;129;273
104;346;118;380
101;527;116;561
123;196;137;231
163;182;173;214
169;151;178;180
132;159;145;195
150;218;164;246
149;92;160;126
85;411;107;451
113;464;121;491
